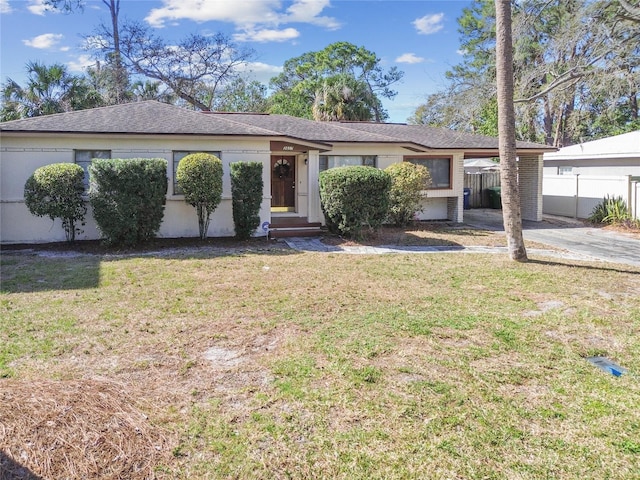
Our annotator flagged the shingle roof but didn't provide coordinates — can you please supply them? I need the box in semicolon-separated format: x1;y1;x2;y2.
209;112;403;144
0;101;279;136
0;100;554;152
337;122;551;150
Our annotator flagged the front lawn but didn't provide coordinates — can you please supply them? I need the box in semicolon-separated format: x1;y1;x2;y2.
1;247;639;479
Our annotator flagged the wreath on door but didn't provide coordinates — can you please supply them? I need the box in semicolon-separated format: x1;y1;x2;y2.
274;158;291;179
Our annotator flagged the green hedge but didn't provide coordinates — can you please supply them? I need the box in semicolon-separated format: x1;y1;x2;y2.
230;162;263;240
89;158;167;246
24;163;87;242
385;162;431;226
176;153;223;240
319;166;391;238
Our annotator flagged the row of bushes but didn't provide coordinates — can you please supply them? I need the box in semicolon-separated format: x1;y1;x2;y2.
24;155;263;246
320;163;431;238
24;158;431;245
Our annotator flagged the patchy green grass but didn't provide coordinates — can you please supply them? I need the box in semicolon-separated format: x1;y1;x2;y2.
1;248;639;479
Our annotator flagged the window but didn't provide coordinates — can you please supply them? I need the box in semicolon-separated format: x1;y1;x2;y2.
319;155;377;171
405;156;452;189
75;150;111;190
173;151;221;195
558;166;574;175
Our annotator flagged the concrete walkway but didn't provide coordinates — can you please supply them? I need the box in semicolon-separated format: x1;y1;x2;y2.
284;209;640;267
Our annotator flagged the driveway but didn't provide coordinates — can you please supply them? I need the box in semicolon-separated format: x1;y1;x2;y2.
463;209;640;267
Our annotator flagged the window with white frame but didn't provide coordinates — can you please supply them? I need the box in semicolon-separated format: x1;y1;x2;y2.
319;155;377;171
404;156;452;189
172;151;221;195
558;166;574;175
75;150;111;190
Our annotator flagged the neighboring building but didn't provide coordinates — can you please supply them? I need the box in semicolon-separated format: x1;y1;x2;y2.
542;131;640;219
543;130;640;176
0;101;553;244
464;158;500;174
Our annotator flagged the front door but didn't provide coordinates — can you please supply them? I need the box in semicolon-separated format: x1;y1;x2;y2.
271;155;296;211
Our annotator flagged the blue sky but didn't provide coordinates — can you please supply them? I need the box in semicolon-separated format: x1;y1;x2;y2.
0;0;474;123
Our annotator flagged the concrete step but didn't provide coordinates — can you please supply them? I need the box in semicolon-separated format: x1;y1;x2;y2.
269;226;324;238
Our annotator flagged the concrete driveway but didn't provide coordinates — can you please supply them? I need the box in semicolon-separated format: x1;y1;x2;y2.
463;209;640;267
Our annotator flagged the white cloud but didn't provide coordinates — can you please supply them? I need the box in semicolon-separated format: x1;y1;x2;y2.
395;53;425;64
282;0;340;29
23;33;64;49
145;0;340;38
146;0;282;28
67;54;95;73
1;0;12;14
456;48;468;56
413;13;444;35
27;0;50;15
234;28;300;43
236;61;283;84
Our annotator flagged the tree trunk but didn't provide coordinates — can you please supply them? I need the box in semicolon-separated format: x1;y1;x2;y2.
495;0;527;262
104;0;127;104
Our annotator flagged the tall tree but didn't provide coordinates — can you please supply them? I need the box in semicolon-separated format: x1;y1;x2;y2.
45;0;130;104
411;0;639;146
115;23;254;111
1;62;102;120
213;78;268;113
495;0;527;262
312;74;377;121
269;42;403;121
131;80;176;104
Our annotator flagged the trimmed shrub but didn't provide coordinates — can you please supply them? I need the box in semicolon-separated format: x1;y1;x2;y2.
89;158;168;246
24;163;87;242
176;153;223;240
319;166;391;238
230;162;264;240
385;162;432;226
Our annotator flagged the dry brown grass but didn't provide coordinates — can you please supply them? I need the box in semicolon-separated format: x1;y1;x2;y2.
1;241;639;478
0;379;173;479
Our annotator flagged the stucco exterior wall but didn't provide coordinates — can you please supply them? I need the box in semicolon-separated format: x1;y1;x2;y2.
0;134;272;243
316;145;466;222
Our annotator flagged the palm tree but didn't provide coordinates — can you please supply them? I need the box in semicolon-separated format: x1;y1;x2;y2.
495;0;527;261
131;80;176;103
1;62;102;120
312;75;376;122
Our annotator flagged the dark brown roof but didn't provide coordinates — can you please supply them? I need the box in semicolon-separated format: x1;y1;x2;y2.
0;101;278;136
209;112;403;144
337;122;553;151
1;100;554;152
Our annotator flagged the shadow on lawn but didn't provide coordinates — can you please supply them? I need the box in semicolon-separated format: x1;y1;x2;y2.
0;242;299;294
528;258;640;275
0;450;43;480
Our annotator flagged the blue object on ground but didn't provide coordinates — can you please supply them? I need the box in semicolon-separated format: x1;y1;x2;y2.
586;356;628;376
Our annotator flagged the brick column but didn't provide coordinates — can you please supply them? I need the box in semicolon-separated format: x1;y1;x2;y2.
518;154;543;221
447;196;463;222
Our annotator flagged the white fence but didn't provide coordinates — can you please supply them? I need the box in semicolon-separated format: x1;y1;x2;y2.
543;175;639;220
